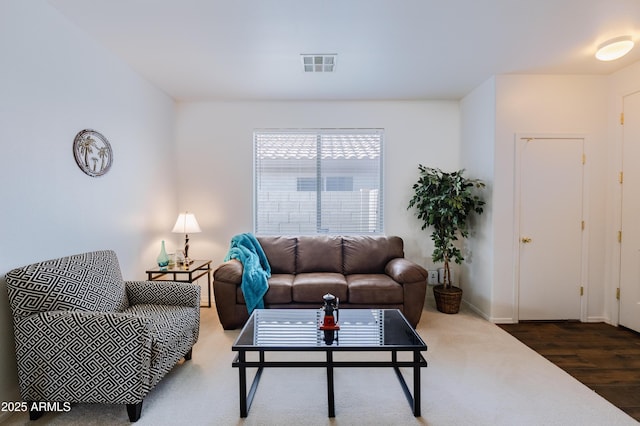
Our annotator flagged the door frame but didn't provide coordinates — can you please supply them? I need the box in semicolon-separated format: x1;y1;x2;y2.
616;90;640;328
513;133;590;322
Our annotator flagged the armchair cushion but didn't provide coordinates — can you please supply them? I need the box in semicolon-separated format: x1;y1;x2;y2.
6;250;128;319
126;280;200;307
123;303;200;387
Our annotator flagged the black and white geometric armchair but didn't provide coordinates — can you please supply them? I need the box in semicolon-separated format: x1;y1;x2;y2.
5;250;200;422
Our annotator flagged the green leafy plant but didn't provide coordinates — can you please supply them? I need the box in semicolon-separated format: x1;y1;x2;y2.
408;165;485;288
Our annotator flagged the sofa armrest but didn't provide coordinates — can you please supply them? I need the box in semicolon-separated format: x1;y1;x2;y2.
14;311;153;403
385;258;428;284
126;281;200;307
213;259;243;284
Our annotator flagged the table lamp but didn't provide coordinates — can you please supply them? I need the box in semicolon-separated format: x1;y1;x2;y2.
172;212;201;265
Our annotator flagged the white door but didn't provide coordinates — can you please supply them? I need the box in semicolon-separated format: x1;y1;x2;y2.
620;91;640;333
517;137;584;320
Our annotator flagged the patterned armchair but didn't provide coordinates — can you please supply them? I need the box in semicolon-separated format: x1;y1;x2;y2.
5;250;200;422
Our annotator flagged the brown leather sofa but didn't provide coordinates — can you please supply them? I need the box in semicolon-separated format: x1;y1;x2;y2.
213;235;427;329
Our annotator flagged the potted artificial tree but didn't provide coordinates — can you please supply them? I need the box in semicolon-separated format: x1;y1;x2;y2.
408;165;485;314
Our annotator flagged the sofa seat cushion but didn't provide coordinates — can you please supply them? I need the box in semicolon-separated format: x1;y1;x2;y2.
347;274;403;304
292;273;348;303
265;274;294;304
236;274;294;305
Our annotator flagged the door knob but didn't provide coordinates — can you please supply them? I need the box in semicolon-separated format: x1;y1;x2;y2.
521;237;532;244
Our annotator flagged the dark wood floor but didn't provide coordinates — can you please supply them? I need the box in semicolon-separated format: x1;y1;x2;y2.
498;321;640;422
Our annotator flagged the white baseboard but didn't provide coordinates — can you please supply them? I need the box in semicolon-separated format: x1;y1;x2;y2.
490;317;518;324
461;299;516;323
462;301;611;325
586;316;609;323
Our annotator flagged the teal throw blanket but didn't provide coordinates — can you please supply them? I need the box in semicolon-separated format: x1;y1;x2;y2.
224;233;271;314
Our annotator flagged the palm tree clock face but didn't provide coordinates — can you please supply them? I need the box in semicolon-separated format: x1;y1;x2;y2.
73;129;112;177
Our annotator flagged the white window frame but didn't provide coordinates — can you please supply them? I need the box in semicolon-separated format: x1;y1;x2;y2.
253;128;384;235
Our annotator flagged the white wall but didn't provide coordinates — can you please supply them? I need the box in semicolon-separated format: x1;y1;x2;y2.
491;75;609;322
460;77;496;316
175;101;460;267
0;0;177;408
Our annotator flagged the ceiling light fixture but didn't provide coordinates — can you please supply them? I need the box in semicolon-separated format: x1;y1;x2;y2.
595;35;634;61
301;54;337;72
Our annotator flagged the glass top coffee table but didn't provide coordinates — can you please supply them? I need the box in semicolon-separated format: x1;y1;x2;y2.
232;309;428;418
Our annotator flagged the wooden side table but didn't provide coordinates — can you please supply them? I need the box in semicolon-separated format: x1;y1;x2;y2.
146;259;212;308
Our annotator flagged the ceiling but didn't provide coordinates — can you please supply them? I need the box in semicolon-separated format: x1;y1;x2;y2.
48;0;640;101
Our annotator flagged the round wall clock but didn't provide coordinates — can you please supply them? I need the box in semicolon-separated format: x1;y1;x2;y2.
73;129;113;177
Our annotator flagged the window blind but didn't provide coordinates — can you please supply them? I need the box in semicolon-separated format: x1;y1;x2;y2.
254;129;383;235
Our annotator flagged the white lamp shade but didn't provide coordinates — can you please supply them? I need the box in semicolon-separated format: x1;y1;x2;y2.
172;212;202;234
596;36;634;61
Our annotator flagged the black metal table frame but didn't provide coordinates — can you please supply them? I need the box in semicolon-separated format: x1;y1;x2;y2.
146;260;212;308
232;347;427;418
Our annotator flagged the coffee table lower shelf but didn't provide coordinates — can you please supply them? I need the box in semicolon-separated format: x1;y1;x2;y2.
232;349;428;418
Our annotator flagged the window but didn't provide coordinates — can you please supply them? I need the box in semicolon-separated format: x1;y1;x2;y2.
296;177;353;192
297;177;318;192
254;129;383;235
326;176;353;191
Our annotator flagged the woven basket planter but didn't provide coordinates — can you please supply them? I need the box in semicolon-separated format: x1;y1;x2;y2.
433;284;463;314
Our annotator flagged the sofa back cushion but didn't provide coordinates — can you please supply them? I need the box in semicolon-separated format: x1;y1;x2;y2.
6;250;129;319
343;236;404;274
257;236;297;274
296;236;343;273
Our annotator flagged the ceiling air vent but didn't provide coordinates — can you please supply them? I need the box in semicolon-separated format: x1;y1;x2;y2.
301;54;337;72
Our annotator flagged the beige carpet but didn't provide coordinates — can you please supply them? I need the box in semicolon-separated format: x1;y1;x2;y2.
4;293;637;426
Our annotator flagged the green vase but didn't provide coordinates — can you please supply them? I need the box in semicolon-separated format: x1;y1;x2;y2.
157;240;170;270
